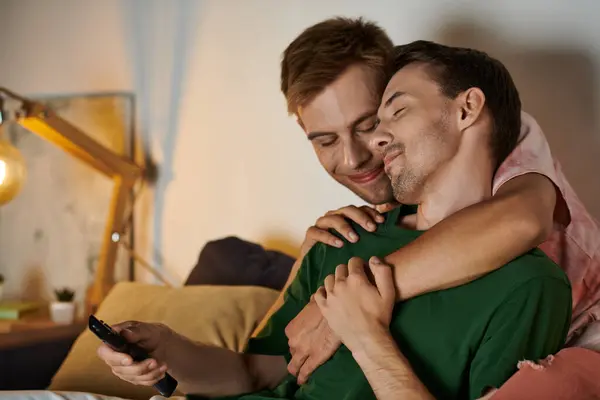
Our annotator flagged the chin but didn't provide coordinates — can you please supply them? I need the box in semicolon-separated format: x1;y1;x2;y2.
391;173;423;204
352;183;395;206
391;184;421;205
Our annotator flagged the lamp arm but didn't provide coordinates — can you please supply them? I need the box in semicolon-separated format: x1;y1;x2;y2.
1;87;144;312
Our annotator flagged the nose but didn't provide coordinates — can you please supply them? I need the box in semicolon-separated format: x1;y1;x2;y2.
342;137;372;170
368;124;393;152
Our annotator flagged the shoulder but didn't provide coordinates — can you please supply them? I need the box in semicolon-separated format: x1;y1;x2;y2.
491;248;571;303
493;111;558;194
507;248;569;281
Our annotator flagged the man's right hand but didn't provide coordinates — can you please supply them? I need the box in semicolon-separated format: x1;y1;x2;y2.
96;320;173;387
300;205;384;258
285;300;341;384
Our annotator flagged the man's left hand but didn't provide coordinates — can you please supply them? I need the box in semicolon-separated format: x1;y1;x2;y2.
314;256;396;352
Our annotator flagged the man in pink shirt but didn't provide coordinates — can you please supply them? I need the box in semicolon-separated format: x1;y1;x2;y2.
496;111;600;337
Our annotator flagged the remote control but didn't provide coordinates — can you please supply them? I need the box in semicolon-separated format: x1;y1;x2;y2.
88;315;178;397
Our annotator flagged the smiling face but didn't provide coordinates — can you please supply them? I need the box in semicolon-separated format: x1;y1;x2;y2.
376;63;462;204
297;64;395;205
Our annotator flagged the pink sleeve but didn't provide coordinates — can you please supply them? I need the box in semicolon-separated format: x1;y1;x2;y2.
492;111;561;196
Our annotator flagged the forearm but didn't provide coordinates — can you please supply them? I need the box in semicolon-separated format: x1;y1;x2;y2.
350;327;434;400
387;174;555;301
164;330;287;396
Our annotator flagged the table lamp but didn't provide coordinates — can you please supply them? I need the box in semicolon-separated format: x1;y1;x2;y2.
0;87;144;313
0;135;26;205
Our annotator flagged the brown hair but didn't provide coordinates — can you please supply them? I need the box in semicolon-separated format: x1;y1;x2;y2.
281;17;394;115
392;41;522;167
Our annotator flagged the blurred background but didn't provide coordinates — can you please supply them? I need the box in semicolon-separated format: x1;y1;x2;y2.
0;0;598;301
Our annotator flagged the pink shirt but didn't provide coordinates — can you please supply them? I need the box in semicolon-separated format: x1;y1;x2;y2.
494;112;600;339
489;347;600;400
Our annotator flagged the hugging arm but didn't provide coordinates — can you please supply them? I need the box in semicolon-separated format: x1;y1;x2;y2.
284;173;558;382
388;173;556;300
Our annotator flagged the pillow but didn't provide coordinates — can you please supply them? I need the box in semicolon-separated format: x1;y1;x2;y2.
49;282;279;400
185;236;295;290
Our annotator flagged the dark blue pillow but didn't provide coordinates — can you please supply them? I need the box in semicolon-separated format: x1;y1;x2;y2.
185;236;296;291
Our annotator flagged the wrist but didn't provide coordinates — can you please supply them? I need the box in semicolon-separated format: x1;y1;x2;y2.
155;323;175;361
348;324;394;360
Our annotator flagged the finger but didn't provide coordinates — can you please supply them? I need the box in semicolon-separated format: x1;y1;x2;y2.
315;215;358;243
287;352;308;377
111;320;140;334
375;202;399;214
97;343;133;366
369;256;395;303
334;264;348;281
305;226;344;248
359;205;385;224
136;378;162;387
297;357;319;385
298;331;339;384
347;257;367;278
135;363;167;384
113;321;152;345
333;205;377;232
323;274;335;294
314;287;327;310
111;358;159;379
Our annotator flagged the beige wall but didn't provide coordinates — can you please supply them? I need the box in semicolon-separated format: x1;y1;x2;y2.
0;0;598;294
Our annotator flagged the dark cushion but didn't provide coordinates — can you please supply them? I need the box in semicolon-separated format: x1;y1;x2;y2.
185;236;296;291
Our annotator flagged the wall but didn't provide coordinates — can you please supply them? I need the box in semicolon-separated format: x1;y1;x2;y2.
0;0;599;291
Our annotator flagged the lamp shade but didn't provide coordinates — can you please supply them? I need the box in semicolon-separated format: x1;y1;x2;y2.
0;139;26;205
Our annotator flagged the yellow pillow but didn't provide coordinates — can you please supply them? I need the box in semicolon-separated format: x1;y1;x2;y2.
49;282;279;399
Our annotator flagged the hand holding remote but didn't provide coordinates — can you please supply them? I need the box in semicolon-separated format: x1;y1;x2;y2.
93;317;177;396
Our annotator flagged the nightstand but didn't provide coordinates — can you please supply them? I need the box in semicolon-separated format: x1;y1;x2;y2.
0;307;86;390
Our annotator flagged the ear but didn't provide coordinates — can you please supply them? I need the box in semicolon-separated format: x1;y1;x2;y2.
456;87;486;132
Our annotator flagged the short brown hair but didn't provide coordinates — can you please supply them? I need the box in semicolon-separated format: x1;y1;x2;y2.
281;17;393;115
392;41;522;168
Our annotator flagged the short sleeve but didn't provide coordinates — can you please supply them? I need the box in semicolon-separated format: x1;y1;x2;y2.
493;112;560;194
469;277;572;399
244;245;323;356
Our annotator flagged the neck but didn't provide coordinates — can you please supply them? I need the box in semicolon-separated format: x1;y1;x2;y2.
416;136;494;230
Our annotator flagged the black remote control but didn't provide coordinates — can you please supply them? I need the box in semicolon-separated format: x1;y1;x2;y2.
88;315;178;397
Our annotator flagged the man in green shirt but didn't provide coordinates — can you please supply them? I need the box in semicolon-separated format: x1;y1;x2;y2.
193;41;571;399
245;205;570;399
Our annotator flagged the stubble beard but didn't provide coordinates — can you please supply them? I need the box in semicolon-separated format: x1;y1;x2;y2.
391;168;423;205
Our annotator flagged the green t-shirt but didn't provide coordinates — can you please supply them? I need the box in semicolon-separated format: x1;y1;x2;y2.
209;205;572;400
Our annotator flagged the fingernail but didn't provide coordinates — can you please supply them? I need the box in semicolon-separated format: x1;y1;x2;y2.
371;256;381;264
121;359;130;366
349;232;358;242
367;222;376;231
376;215;385;222
148;361;156;368
334;239;343;248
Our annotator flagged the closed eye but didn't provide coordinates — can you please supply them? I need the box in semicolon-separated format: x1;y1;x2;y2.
356;118;380;134
393;108;405;118
317;138;337;148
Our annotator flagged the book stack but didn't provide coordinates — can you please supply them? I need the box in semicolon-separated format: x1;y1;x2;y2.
0;301;40;320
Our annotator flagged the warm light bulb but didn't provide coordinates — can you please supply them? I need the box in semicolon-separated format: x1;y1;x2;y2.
0;159;6;185
0;139;26;205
